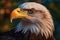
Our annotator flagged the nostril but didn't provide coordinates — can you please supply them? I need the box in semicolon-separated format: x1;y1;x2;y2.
17;11;20;12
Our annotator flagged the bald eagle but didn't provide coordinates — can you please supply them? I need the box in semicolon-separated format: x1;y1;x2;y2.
10;2;55;40
0;2;55;40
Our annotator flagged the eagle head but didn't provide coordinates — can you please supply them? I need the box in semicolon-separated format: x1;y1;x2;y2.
10;2;54;38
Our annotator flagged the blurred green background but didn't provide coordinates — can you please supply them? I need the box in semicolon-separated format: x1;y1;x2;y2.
0;0;60;40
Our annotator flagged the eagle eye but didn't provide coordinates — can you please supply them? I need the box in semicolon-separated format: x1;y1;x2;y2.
28;9;33;14
23;9;34;14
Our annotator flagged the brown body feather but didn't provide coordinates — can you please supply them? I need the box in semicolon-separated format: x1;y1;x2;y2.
13;31;55;40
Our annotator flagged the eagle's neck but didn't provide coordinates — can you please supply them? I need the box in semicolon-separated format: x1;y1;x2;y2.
15;21;40;34
15;20;53;39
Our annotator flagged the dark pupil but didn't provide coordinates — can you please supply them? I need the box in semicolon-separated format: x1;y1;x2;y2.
28;9;33;14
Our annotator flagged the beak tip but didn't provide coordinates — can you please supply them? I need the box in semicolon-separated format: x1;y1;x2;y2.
11;20;12;23
10;19;12;23
10;17;13;23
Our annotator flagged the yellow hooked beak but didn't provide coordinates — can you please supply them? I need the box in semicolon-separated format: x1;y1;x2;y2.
10;8;28;22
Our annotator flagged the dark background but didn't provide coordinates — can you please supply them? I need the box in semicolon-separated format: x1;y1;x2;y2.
0;0;60;40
